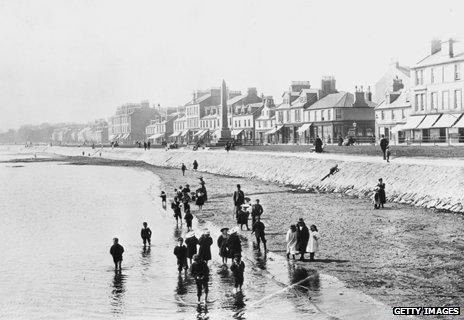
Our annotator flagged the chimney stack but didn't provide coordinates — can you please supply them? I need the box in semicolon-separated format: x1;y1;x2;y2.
365;86;372;102
449;38;454;58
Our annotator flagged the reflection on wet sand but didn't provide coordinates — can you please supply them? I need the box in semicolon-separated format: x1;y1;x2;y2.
110;271;127;314
287;264;320;294
140;246;152;271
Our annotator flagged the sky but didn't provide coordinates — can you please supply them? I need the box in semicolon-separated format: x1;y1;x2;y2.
0;0;463;131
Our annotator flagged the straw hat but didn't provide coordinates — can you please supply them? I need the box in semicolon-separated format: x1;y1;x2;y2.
220;227;229;233
230;227;239;234
185;231;196;238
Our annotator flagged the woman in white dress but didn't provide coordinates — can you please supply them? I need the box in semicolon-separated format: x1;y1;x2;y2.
307;225;320;261
286;225;297;259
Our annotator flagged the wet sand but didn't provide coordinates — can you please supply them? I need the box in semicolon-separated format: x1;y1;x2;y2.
8;155;463;318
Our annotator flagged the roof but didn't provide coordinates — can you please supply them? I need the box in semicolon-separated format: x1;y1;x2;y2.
375;90;411;110
247;102;264;109
276;103;291;110
307;92;354;110
414;43;464;68
185;93;211;106
201;114;220;120
227;94;246;105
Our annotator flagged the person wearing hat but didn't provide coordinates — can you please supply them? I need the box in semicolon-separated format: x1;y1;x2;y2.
251;199;263;226
296;218;309;261
251;215;267;253
217;228;230;265
198;230;213;263
226;227;242;259
184;206;194;231
191;254;209;303
230;254;245;292
185;231;199;265
233;184;245;217
173;237;188;273
140;222;152;246
195;185;206;212
109;237;124;271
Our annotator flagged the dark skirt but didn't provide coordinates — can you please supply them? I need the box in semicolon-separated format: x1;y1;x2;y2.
378;189;386;204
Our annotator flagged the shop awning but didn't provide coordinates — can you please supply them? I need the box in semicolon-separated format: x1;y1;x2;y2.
401;115;425;130
109;134;118;141
194;129;208;138
231;129;244;136
433;113;461;128
452;114;464;128
121;133;130;140
180;129;190;137
297;123;312;134
391;124;405;134
170;131;181;138
265;125;284;135
416;114;440;129
149;133;164;140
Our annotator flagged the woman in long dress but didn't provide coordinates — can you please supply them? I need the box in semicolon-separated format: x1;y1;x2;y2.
286;225;297;259
377;178;386;208
307;225;320;261
195;185;206;212
217;228;229;265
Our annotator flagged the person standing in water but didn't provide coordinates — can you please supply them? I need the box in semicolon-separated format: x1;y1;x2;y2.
198;231;213;264
377;178;386;208
181;163;187;176
217;228;230;265
251;215;267;253
233;184;245;217
185;231;199;265
171;197;182;225
140;222;152;246
230;254;245;292
251;199;263;226
174;237;189;273
296;218;309;261
193;160;198;171
286;225;297;259
110;238;124;271
191;254;209;303
227;227;242;259
308;225;320;261
184;207;193;231
160;191;167;209
195;185;206;213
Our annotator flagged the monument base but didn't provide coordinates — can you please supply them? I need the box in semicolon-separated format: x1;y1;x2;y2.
215;129;232;146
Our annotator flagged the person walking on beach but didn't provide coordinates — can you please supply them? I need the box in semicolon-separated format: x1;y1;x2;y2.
110;238;124;271
230;254;245;293
174;237;189;273
191;254;209;303
314;135;323;153
193;160;198;171
198;231;213;264
217;228;230;265
143;141;147;150
296;219;309;261
251;215;267;253
227;227;242;259
251;199;263;226
380;135;389;160
233;184;245;217
308;225;320;261
195;185;206;213
385;146;391;163
185;231;199;265
181;163;187;176
321;164;340;181
184;207;193;231
377;178;386;208
160;191;167;209
171;197;182;225
140;222;152;246
286;225;297;259
199;181;207;202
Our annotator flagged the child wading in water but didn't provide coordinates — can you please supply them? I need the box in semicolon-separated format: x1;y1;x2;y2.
160;191;167;209
230;254;245;292
140;222;152;246
185;208;193;231
173;237;188;273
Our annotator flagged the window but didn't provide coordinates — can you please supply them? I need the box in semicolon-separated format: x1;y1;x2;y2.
278;111;283;123
454;90;462;109
247;119;251;127
391;110;395;120
381;111;385;120
420;93;425;110
431;92;438;110
335;109;342;120
442;66;445;82
295;110;301;122
321;110;325;121
416;70;424;85
415;94;420;111
455;64;461;81
431;68;435;84
286;110;291;122
401;109;405;119
442;91;449;109
327;110;331;121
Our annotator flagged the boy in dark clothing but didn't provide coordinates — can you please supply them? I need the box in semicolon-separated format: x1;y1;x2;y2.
160;191;167;208
191;254;209;303
184;208;193;231
185;233;199;265
251;216;267;252
251;199;263;226
110;238;124;271
233;184;245;217
173;237;188;273
181;163;187;176
230;254;245;292
171;197;182;225
140;222;152;246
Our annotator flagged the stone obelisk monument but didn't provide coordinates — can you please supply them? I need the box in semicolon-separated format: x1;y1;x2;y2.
217;79;231;145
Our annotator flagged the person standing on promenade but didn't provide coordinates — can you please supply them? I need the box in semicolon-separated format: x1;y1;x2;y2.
251;215;267;253
251;199;263;226
233;184;245;217
377;178;386;208
181;163;187;176
171;197;182;225
185;231;199;265
227;227;242;259
308;225;320;261
143;141;147;150
160;191;167;209
193;160;198;171
296;219;309;261
314;135;323;153
286;225;297;259
198;231;213;264
380;135;389;160
110;238;124;271
217;228;230;265
174;237;189;273
140;222;152;246
230;254;245;292
191;254;209;303
184;207;193;231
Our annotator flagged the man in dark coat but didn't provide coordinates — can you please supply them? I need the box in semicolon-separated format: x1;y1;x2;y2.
185;232;199;265
251;199;263;226
174;237;188;272
230;254;245;292
191;254;209;303
296;219;309;261
379;135;389;160
233;184;245;216
110;238;124;271
251;216;267;253
314;135;323;153
140;222;152;246
193;160;198;171
198;231;213;263
171;197;182;225
377;178;386;208
227;228;242;258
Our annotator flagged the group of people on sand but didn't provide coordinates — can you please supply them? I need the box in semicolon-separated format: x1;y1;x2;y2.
285;218;320;261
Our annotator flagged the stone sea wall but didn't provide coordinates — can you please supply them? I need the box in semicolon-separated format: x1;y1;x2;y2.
43;146;464;214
